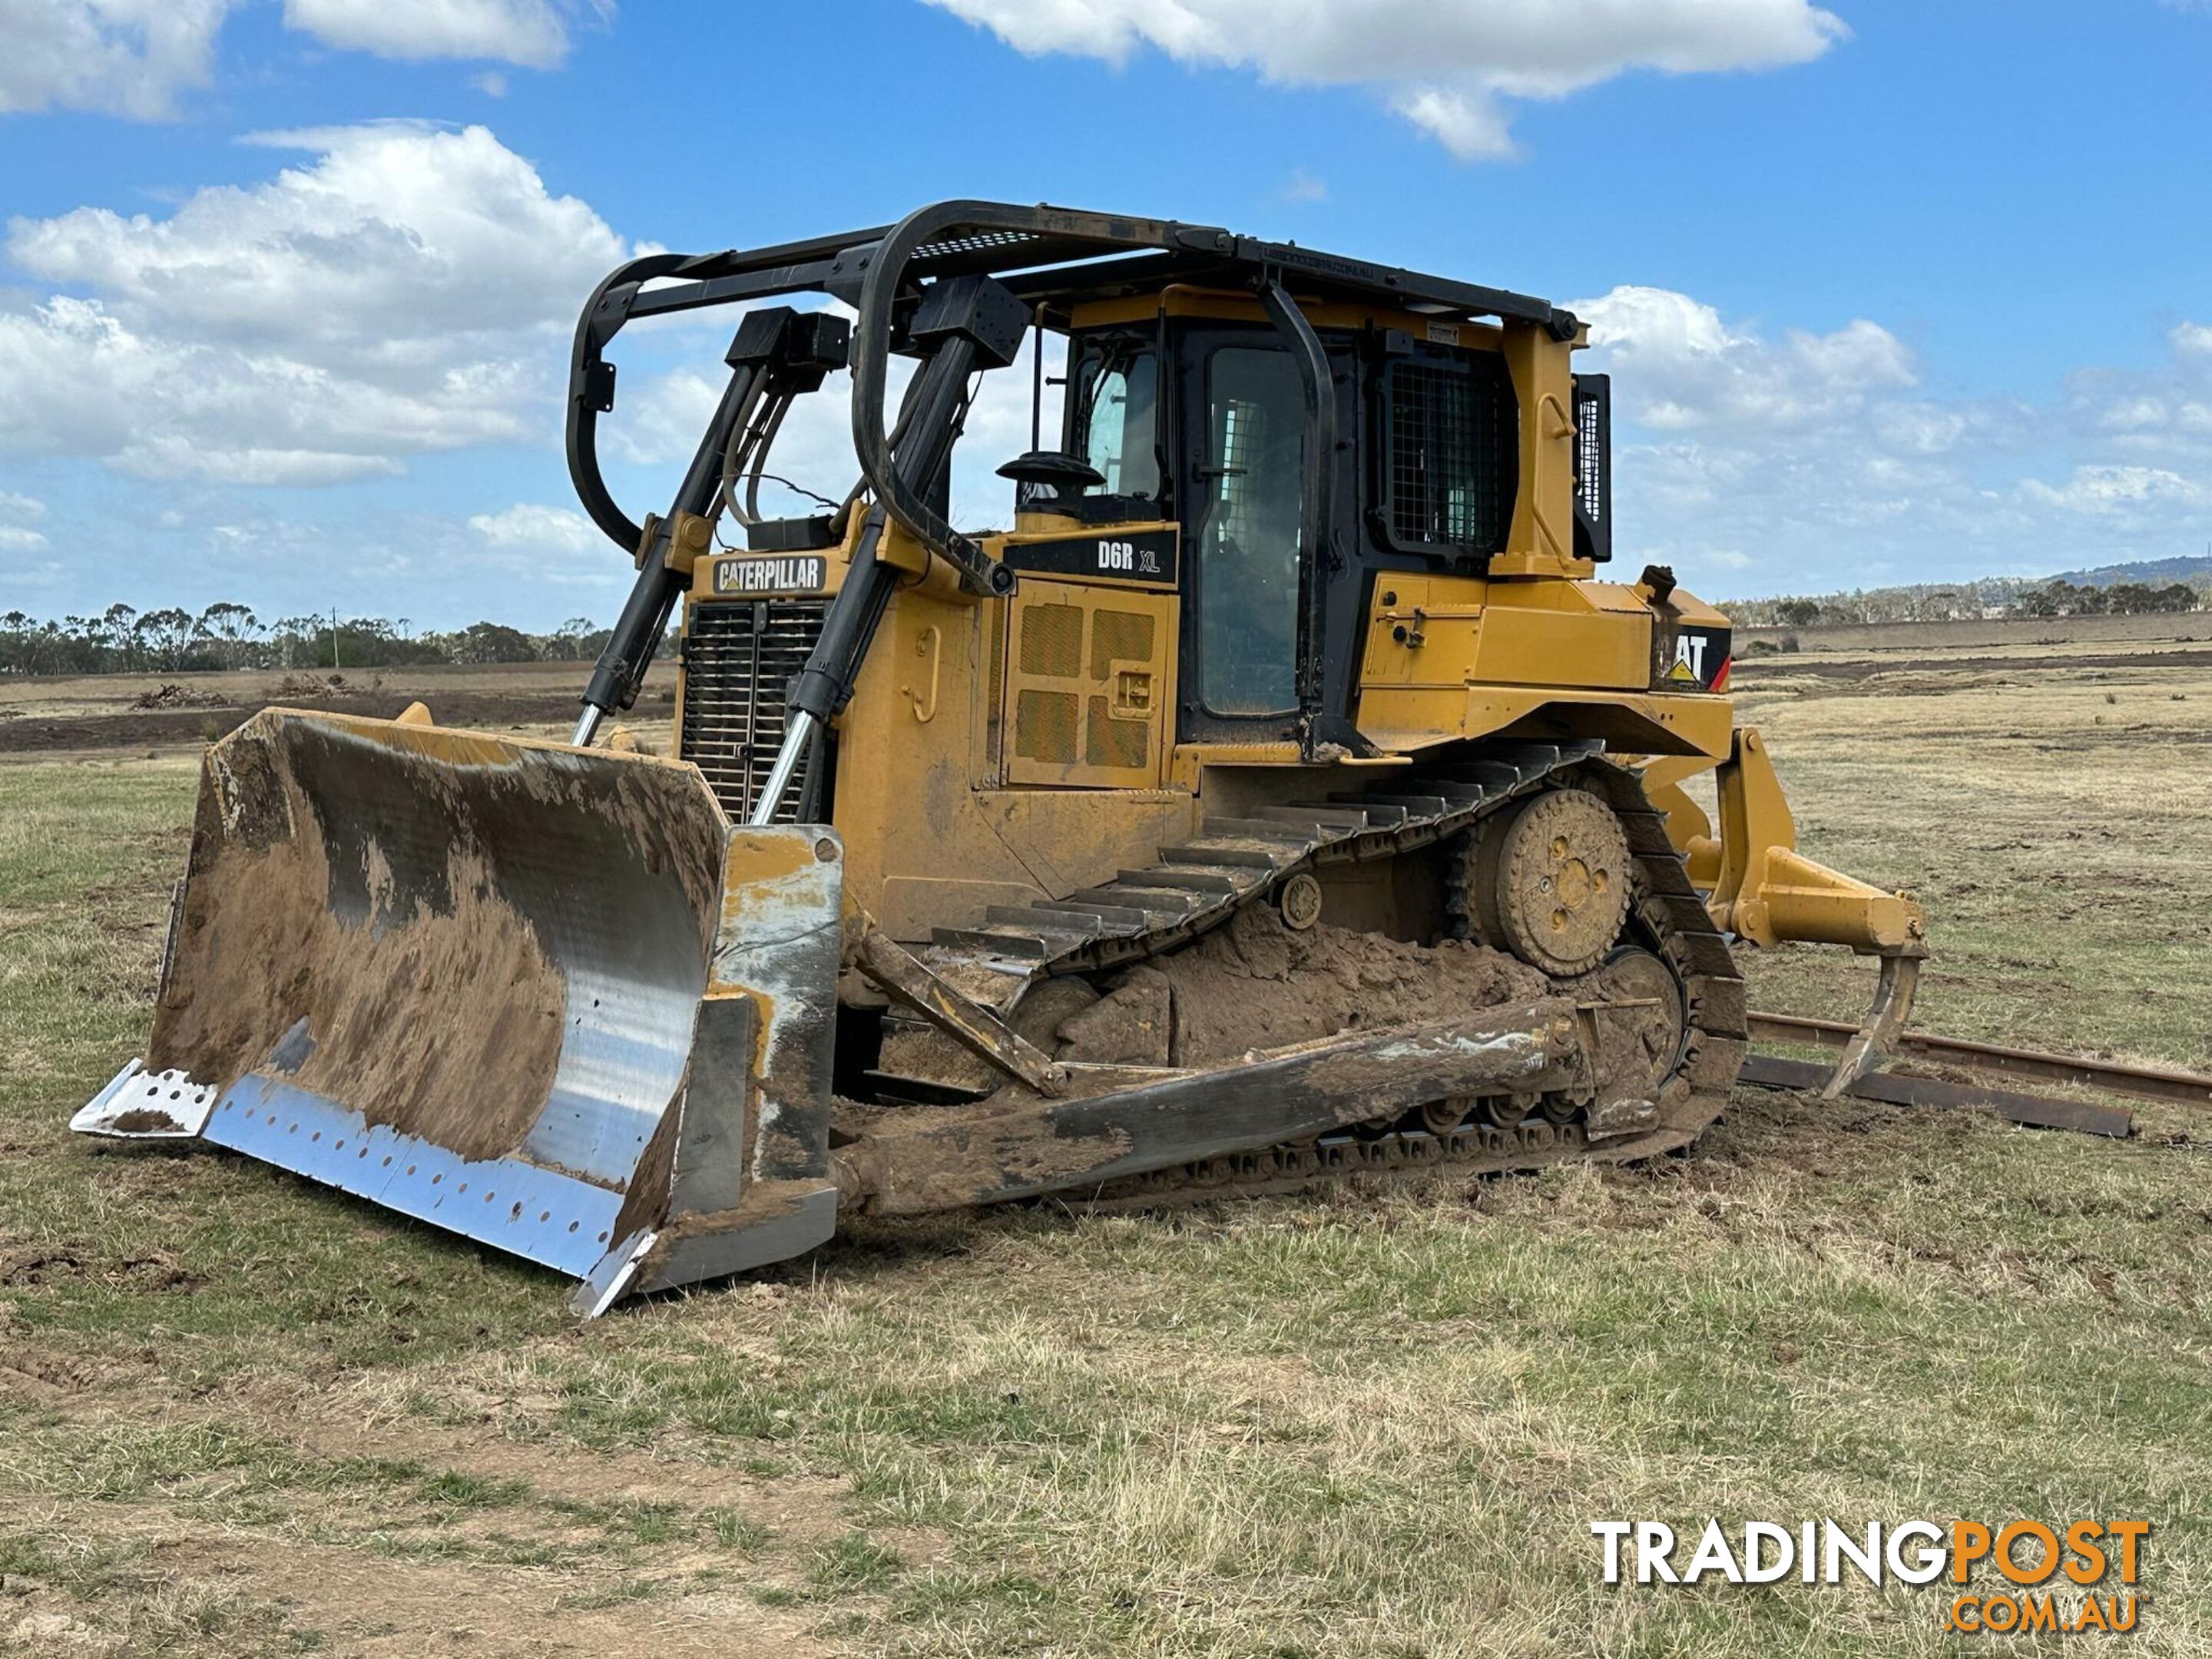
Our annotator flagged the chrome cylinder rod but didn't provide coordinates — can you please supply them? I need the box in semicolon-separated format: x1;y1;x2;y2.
749;710;820;827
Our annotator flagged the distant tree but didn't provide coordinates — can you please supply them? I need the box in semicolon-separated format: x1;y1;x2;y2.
99;603;142;669
134;607;200;670
1776;598;1823;628
197;601;260;668
544;615;612;661
451;621;538;664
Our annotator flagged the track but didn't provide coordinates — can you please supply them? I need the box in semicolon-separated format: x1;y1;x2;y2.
893;741;1749;1207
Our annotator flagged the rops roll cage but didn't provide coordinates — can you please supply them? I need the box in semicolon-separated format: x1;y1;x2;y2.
564;200;1578;778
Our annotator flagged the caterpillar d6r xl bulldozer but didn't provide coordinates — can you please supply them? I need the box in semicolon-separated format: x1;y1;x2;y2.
75;204;1926;1314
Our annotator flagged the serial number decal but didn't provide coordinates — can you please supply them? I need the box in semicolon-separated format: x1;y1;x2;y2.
714;554;827;596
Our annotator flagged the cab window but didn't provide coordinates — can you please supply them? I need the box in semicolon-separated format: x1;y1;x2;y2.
1074;345;1161;501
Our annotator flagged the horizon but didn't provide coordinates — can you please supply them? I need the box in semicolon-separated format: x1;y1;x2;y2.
2;2;2209;628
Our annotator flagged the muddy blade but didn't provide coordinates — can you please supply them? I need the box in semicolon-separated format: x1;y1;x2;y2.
75;709;841;1310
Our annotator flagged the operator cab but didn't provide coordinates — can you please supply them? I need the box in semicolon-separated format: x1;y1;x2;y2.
989;302;1609;748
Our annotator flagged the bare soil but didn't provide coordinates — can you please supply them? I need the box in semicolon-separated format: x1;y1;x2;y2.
0;660;679;757
1737;608;2210;654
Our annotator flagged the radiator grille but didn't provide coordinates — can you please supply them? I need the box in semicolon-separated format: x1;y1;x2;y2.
679;598;830;823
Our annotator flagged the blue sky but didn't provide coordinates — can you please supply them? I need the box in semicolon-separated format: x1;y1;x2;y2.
2;0;2208;631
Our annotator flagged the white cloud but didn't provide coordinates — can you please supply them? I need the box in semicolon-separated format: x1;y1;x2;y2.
2019;465;2208;515
472;69;511;96
0;0;230;119
925;0;1844;158
1569;285;2212;594
1386;88;1518;161
0;525;50;552
0;0;602;122
281;0;597;69
1575;285;1916;432
0;124;631;485
603;367;722;467
0;491;45;521
469;502;598;551
467;502;625;587
1281;167;1329;203
2063;319;2212;460
14;124;624;358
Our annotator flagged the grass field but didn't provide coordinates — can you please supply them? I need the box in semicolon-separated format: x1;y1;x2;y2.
2;628;2210;1655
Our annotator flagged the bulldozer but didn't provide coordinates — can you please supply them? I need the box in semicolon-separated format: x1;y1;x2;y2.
73;203;1926;1315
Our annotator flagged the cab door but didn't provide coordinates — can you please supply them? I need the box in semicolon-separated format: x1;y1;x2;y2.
1174;330;1350;745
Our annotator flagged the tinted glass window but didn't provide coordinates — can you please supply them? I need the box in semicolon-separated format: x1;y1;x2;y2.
1197;346;1303;716
1075;348;1161;500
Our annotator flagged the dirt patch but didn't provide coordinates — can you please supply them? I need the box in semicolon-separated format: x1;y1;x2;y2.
146;736;565;1163
0;692;597;757
1737;646;2212;682
1066;905;1549;1065
70;1517;826;1659
0;1240;197;1293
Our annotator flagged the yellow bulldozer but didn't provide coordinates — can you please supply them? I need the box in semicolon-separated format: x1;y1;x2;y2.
74;203;1925;1314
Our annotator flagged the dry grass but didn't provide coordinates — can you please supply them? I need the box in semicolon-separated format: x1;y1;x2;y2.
2;629;2210;1654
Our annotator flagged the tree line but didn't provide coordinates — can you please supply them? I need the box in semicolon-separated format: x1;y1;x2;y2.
8;572;2204;677
0;604;621;677
1724;577;2205;630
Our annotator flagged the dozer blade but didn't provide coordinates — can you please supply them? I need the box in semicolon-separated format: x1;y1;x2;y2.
72;708;844;1315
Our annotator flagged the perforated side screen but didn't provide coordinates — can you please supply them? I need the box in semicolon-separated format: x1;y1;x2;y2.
1089;609;1154;680
1020;603;1084;677
1014;688;1080;763
1572;373;1612;565
1086;697;1148;769
1382;352;1517;557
